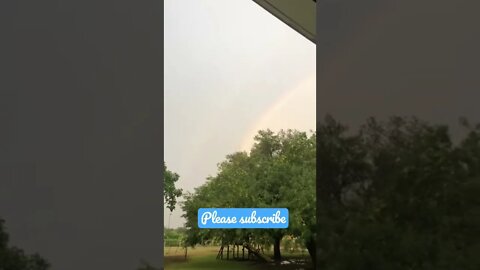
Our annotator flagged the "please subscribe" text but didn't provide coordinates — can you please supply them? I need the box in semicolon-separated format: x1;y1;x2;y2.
197;208;289;229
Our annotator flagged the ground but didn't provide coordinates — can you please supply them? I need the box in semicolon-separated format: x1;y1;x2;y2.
164;245;312;270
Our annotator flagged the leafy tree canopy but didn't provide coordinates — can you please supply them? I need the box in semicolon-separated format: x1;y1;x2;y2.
0;219;50;270
317;115;480;270
164;163;183;212
181;129;316;263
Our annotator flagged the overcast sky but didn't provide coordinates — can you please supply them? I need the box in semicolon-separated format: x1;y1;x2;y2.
164;0;316;228
316;0;480;135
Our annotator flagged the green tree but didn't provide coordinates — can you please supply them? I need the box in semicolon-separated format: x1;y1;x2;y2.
317;115;480;270
181;129;317;265
0;219;51;270
164;163;183;212
248;130;316;262
182;152;254;248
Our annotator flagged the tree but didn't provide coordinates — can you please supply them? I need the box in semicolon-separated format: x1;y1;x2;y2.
0;218;51;270
316;115;480;270
164;163;183;212
182;152;254;249
181;129;317;265
248;130;316;263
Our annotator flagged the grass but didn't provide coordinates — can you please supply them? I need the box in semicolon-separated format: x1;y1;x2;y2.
164;246;313;270
165;246;253;270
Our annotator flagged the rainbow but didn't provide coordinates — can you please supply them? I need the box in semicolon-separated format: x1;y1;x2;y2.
239;72;316;152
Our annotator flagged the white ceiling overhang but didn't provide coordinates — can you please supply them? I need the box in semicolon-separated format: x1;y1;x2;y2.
252;0;316;43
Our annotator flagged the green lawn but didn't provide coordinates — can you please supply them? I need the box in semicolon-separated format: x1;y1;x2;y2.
164;246;312;270
165;246;255;270
165;255;258;270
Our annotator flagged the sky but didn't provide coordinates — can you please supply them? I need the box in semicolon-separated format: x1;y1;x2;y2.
316;0;480;138
164;0;316;228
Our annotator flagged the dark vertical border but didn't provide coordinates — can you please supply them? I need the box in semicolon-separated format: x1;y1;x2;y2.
1;0;164;269
160;1;165;269
315;2;322;269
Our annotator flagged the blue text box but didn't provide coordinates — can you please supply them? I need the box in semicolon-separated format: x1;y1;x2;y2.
198;208;289;229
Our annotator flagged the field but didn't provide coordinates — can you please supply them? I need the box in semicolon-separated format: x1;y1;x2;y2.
164;245;312;270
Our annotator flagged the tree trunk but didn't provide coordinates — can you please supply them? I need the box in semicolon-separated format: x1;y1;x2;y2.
273;236;282;262
305;236;316;269
217;245;224;260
